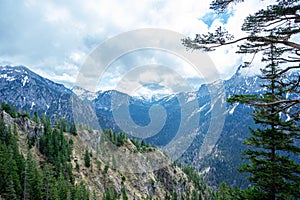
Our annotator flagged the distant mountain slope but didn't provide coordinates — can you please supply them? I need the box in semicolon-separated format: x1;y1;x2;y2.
0;66;73;117
0;109;215;199
0;66;96;126
1;65;284;189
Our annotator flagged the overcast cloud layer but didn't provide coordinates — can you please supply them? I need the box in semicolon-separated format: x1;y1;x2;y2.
0;0;273;97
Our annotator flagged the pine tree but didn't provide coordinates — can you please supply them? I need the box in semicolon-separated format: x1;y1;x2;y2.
172;190;178;200
183;0;300;118
60;118;68;132
24;151;43;200
0;119;23;199
70;122;77;135
121;187;128;200
42;164;55;200
84;146;91;168
104;189;111;200
141;139;146;147
183;1;300;199
77;181;89;200
3;176;17;200
228;44;300;199
0;147;20;200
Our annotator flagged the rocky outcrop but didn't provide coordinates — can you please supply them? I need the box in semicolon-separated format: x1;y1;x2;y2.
1;110;43;137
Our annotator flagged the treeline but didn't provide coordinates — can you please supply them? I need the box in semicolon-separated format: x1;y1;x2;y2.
103;129;155;153
1;102;77;135
38;118;74;183
1;102;30;118
103;129;128;147
0;107;89;200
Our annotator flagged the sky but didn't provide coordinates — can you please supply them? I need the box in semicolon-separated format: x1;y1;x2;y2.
0;0;275;98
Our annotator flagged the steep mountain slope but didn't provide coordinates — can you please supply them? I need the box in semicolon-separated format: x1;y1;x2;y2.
0;65;272;189
0;109;215;199
0;66;72;116
0;65;96;127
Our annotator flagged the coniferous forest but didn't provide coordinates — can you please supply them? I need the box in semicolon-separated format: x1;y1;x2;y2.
183;0;300;199
0;0;300;199
0;104;90;200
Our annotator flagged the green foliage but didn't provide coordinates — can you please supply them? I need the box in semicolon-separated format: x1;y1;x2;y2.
24;151;43;200
76;162;80;172
216;182;244;200
32;111;40;124
1;102;16;118
235;46;300;199
103;189;119;200
55;118;68;132
84;146;91;168
172;191;177;200
19;112;30;118
0;118;24;199
104;165;109;173
185;0;300;199
0;111;91;200
0;143;23;199
141;139;146;147
183;165;203;189
70;122;77;135
227;94;259;104
27;133;36;149
121;187;128;200
130;137;154;153
183;164;217;199
38;126;73;180
104;189;111;200
104;129;128;147
130;138;140;149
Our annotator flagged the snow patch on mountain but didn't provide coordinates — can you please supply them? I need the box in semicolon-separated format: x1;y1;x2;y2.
186;92;196;103
72;86;97;101
188;103;208;120
30;102;35;110
229;103;239;115
0;74;16;81
22;75;29;86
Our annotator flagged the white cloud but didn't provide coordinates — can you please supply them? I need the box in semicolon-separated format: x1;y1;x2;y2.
0;0;269;95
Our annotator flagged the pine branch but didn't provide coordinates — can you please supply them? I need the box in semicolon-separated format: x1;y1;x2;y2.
185;35;300;51
253;99;300;107
260;102;298;117
275;58;300;62
274;65;300;77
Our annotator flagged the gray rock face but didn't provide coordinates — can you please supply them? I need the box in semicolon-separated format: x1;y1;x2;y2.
2;65;297;189
0;66;73;119
1;110;43;137
0;66;97;127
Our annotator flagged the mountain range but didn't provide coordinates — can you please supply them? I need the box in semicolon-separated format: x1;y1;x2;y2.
0;65;276;188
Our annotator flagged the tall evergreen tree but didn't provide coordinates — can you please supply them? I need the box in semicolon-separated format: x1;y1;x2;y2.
84;146;91;168
183;0;300;116
70;122;77;135
183;0;300;199
228;43;300;199
24;151;43;200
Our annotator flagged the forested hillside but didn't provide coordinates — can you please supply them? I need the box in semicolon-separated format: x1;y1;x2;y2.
0;103;219;200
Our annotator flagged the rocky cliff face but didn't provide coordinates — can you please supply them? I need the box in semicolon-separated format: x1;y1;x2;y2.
0;65;263;190
0;110;214;199
3;65;296;189
70;128;213;199
1;110;43;139
0;65;100;129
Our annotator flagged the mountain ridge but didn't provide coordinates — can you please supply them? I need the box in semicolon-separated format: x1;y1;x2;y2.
0;64;266;189
0;108;216;199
